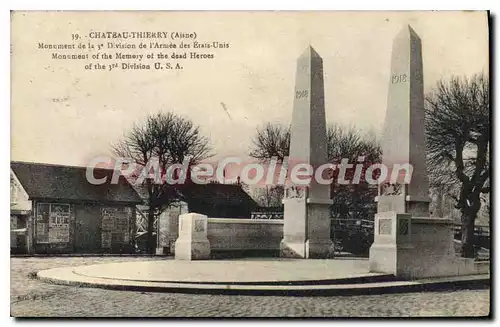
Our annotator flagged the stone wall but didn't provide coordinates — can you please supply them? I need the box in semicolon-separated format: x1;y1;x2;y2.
207;218;284;252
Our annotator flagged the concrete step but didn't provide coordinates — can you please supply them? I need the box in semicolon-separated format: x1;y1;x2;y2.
36;259;490;297
38;267;490;296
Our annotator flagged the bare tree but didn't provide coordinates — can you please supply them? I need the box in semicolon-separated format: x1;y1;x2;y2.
248;123;290;209
248;122;381;219
249;122;381;164
326;124;382;220
113;112;212;254
252;185;285;208
327;124;381;164
249;123;290;163
425;73;490;258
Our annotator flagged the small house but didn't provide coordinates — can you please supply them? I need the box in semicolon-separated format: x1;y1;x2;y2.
10;161;143;254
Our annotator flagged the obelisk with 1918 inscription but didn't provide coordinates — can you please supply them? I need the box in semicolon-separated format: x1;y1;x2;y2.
280;46;334;259
367;25;477;278
370;24;430;276
376;24;430;216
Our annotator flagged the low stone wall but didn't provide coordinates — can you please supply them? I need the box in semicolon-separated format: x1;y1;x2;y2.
207;218;284;251
370;214;490;278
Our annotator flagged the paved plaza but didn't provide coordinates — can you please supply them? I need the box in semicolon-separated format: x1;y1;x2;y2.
11;257;490;317
41;257;385;283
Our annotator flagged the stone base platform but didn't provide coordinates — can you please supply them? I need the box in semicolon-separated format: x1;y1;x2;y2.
37;258;489;296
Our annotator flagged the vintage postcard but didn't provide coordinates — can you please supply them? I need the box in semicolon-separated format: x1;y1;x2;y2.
10;11;490;318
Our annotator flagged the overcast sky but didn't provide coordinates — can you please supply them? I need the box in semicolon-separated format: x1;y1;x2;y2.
11;11;488;166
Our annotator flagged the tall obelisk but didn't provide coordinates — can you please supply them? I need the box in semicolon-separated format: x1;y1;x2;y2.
280;46;334;259
376;25;430;216
369;25;454;278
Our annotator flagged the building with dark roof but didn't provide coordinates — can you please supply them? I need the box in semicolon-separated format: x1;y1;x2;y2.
132;179;259;221
10;161;142;254
179;182;258;218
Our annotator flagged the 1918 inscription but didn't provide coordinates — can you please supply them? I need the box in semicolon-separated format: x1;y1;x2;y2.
391;73;407;84
295;90;308;99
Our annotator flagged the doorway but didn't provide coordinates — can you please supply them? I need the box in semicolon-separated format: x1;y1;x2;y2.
74;205;101;253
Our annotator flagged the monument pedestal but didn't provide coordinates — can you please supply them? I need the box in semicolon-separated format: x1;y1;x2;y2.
174;213;211;260
280;47;334;259
305;239;335;258
281;198;334;259
157;202;188;255
156;211;172;255
369;25;488;279
369;211;413;276
369;210;481;278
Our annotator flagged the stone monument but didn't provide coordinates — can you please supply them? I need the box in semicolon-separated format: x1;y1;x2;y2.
174;213;211;260
376;24;430;216
156;201;188;255
280;46;334;259
369;25;484;278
